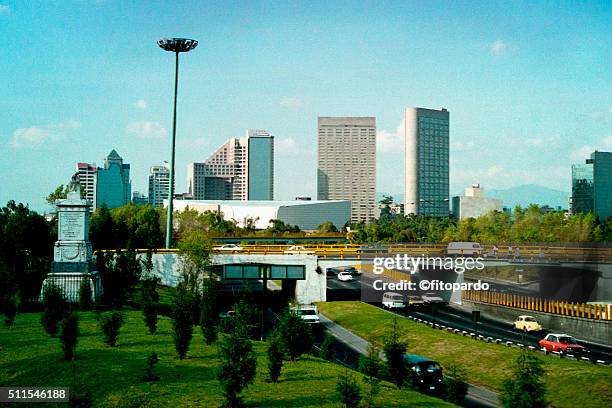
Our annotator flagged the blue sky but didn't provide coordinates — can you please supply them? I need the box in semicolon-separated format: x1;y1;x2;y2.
1;0;611;213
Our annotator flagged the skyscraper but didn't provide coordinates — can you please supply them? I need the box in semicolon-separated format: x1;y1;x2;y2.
404;107;449;217
96;149;131;209
76;162;97;209
188;130;274;201
571;151;612;219
148;165;172;207
317;117;376;223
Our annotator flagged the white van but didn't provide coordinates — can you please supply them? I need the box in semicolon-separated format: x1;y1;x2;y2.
382;292;405;309
446;242;484;256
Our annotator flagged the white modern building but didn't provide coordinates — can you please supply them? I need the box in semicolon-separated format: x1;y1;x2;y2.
148;165;171;207
405;107;450;217
167;199;351;231
317;117;376;224
188;130;274;201
76;162;97;209
452;184;503;219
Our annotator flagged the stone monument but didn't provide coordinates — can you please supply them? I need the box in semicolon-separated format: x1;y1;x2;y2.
41;177;101;301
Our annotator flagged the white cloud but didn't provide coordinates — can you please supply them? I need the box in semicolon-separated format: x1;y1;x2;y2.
9;121;81;148
453;165;568;191
377;119;404;153
0;5;9;13
571;136;612;161
126;121;167;138
279;97;303;110
134;99;147;109
603;135;612;149
490;40;508;55
276;137;298;154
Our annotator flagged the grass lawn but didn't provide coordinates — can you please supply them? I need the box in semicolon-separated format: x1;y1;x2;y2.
0;311;455;407
318;301;612;408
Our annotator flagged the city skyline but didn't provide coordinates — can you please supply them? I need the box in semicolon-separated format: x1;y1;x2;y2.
1;1;611;212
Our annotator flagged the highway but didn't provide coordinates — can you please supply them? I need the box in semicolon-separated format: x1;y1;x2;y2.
326;271;612;365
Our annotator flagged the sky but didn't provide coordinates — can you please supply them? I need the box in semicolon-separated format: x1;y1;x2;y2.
1;0;611;213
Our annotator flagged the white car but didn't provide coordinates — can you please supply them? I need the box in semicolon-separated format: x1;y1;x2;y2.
214;244;243;252
421;292;446;304
284;245;315;254
292;304;320;324
337;271;355;282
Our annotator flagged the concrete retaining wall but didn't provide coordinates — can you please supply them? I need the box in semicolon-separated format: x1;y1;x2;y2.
459;300;612;346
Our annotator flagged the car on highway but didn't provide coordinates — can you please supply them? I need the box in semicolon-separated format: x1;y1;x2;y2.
284;245;315;255
337;271;355;282
342;266;362;276
513;315;543;332
291;304;320;324
538;333;586;355
382;292;405;309
421;292;447;304
214;244;243;252
403;354;444;394
446;242;484;256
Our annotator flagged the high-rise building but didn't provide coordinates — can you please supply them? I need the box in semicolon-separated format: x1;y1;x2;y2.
76;162;97;209
571;151;612;219
404;107;450;217
96;149;131;209
188;130;274;201
132;191;148;206
317;117;376;223
148;165;171;207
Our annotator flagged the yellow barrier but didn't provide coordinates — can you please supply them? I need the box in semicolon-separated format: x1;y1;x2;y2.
463;290;610;321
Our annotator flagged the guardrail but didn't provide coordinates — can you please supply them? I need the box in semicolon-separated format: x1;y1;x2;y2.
463;290;611;321
93;244;612;262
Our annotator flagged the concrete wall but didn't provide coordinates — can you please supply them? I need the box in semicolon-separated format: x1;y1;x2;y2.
142;253;326;304
459;300;612;346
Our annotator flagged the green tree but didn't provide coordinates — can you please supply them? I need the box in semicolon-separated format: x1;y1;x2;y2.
41;282;67;337
200;279;220;344
336;369;362;408
142;275;159;335
318;221;338;233
3;293;19;328
383;317;408;388
143;351;160;382
359;345;383;407
444;361;468;405
218;313;257;407
500;352;547;408
278;307;313;361
173;285;194;359
320;333;336;361
99;311;124;347
267;332;284;382
59;312;79;360
78;277;93;311
89;204;116;250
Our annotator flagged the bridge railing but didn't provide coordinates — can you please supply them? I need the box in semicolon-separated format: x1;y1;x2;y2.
463;290;611;321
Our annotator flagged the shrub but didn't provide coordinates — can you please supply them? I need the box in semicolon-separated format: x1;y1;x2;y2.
218;315;257;407
336;369;362;408
359;345;382;407
173;286;194;359
3;293;19;328
143;351;160;382
99;311;124;347
383;317;408;388
278;308;313;361
60;312;79;360
501;351;547;408
320;333;336;362
444;361;468;405
41;282;67;337
141;277;159;334
200;279;220;344
79;277;93;311
267;333;284;382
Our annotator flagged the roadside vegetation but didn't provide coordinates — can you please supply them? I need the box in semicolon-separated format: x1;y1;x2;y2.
318;301;612;408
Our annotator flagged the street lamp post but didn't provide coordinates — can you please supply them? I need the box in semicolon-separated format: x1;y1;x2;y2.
157;38;198;249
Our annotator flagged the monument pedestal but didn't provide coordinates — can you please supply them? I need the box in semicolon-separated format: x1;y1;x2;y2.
41;190;102;302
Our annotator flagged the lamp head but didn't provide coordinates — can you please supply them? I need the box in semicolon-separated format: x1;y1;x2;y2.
157;38;198;53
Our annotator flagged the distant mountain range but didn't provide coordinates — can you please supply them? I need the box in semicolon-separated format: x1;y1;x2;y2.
377;184;570;210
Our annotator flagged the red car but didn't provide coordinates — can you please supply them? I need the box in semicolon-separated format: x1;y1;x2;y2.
538;333;585;355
